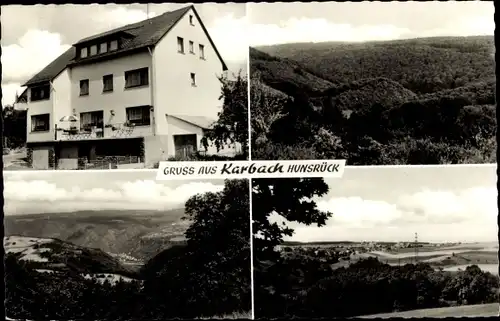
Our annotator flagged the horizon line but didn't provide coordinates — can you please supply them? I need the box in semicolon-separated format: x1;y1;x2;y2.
251;34;494;47
283;240;498;244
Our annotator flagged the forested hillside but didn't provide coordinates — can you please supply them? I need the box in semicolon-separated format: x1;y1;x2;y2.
250;36;496;165
257;36;495;94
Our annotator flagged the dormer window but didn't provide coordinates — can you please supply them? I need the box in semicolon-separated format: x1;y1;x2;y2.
30;84;51;102
90;45;98;56
110;40;118;51
100;42;108;53
80;47;88;58
189;15;194;26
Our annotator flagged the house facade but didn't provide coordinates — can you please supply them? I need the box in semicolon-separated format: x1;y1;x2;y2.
19;5;241;170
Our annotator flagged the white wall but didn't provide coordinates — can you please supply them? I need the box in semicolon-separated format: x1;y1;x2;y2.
70;52;153;128
26;88;54;143
165;116;242;157
152;7;225;136
166;116;204;157
52;69;73;131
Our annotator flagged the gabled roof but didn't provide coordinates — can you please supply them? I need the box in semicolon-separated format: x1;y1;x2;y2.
23;47;76;86
168;114;216;130
23;5;228;87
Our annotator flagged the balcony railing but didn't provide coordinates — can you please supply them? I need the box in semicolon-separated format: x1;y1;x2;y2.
55;122;151;141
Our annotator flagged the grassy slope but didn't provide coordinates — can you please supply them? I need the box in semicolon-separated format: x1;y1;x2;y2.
358;303;499;318
4;235;134;276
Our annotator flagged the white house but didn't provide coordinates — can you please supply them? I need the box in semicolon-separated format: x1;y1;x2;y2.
18;5;241;170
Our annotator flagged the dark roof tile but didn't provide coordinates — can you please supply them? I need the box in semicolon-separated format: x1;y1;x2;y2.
23;5;228;87
23;47;76;86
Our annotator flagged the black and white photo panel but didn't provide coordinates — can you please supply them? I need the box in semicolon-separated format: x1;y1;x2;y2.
252;165;498;319
248;1;495;165
3;170;252;320
3;2;248;171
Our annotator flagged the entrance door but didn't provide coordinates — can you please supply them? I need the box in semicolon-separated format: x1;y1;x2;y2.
174;134;197;158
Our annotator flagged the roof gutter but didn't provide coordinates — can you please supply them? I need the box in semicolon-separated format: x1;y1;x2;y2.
147;46;156;136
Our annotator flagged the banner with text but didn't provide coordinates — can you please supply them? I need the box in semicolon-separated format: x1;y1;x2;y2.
156;160;346;180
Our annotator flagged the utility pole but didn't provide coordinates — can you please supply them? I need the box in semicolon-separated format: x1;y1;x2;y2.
414;232;419;264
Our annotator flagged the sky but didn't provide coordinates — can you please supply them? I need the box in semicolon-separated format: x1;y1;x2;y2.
3;170;225;215
248;1;495;46
267;165;498;244
1;3;248;106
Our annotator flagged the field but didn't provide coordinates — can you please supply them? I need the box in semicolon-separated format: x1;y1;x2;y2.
332;242;498;274
359;303;499;318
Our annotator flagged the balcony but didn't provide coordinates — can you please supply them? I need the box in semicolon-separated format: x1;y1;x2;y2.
55;122;152;141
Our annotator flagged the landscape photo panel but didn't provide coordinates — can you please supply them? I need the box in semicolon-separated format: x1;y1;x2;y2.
252;165;499;318
248;1;495;165
3;170;252;320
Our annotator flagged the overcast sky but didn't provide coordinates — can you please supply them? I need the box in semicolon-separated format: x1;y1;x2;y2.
1;3;247;106
268;165;497;244
248;1;494;46
3;170;225;215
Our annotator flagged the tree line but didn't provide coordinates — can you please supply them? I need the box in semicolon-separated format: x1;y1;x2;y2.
250;75;495;164
255;254;499;318
2;105;27;150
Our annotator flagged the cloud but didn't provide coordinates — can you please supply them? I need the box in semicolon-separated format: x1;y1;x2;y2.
248;18;412;46
1;83;26;108
418;15;495;38
4;179;224;215
208;13;249;66
1;30;70;106
270;186;497;243
2;30;71;84
248;12;494;47
90;6;157;28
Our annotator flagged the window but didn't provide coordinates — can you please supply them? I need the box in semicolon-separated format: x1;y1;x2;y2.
90;45;98;56
80;47;88;58
126;106;151;126
31;114;50;132
125;68;149;88
100;42;108;53
102;74;113;92
30;84;51;102
199;44;205;59
177;37;184;53
190;73;196;86
189;41;194;54
189;15;194;26
80;79;89;96
110;40;118;51
80;111;104;130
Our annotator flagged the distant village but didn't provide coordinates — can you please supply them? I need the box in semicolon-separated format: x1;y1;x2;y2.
277;241;463;262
